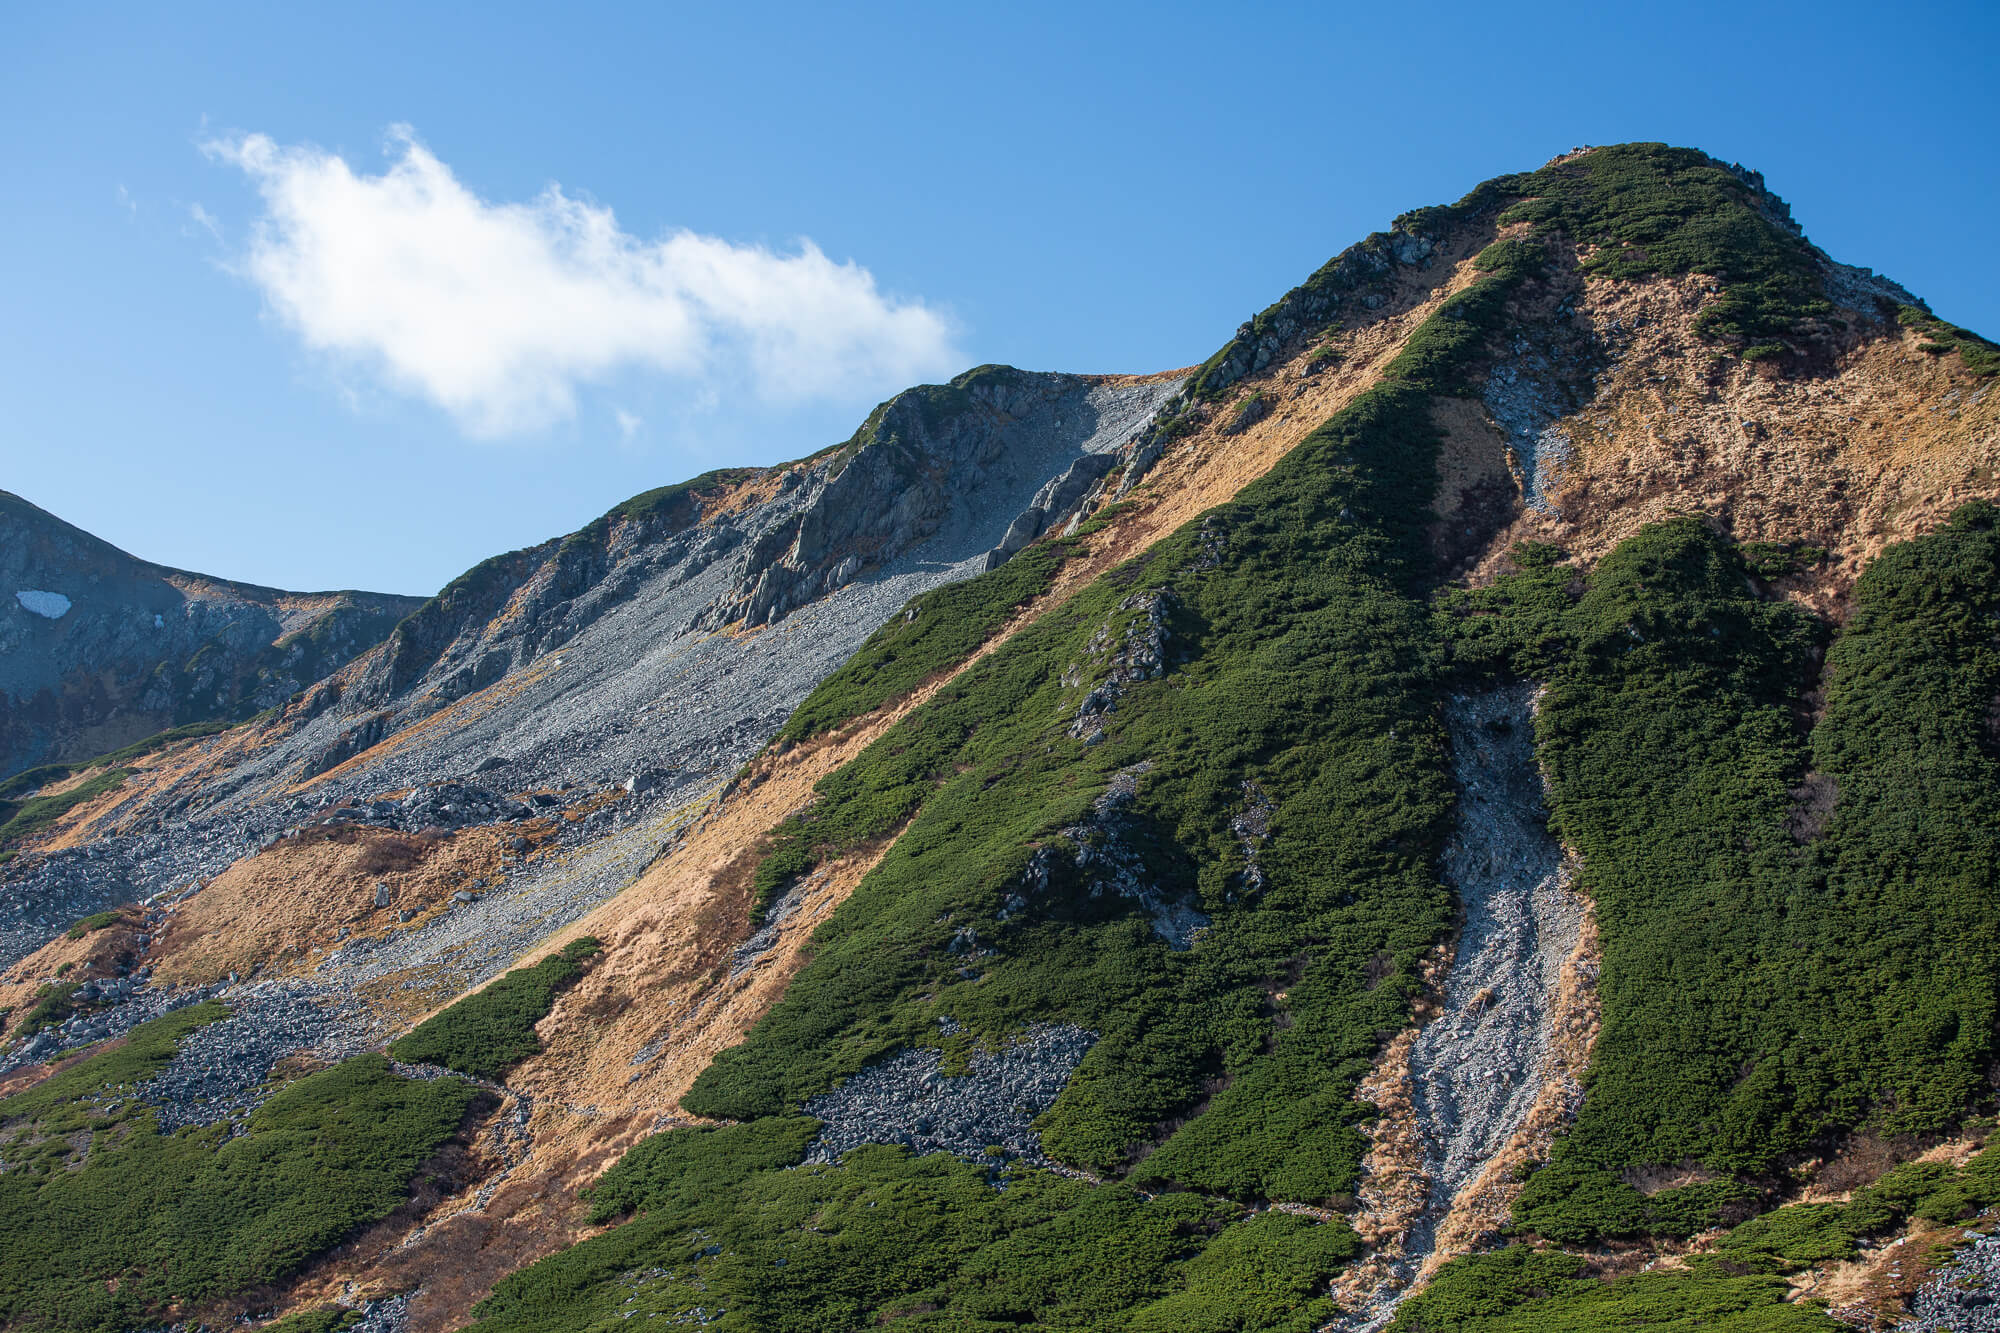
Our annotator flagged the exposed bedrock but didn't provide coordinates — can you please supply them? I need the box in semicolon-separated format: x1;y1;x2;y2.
225;370;1184;810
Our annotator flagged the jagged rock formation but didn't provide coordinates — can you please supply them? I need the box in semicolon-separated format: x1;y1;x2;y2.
5;144;2000;1333
0;488;423;778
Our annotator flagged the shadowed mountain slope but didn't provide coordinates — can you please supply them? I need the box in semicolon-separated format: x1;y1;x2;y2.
0;488;425;780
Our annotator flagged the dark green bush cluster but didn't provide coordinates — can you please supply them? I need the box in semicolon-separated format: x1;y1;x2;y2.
1737;541;1826;580
14;981;86;1038
64;910;123;941
1386;1244;1835;1331
1442;505;2000;1244
1688;1142;2000;1277
472;1119;1358;1333
1898;304;2000;376
387;937;602;1080
0;1007;477;1333
1442;1141;2000;1322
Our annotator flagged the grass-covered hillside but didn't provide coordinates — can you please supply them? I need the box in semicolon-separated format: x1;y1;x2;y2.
0;1005;479;1333
445;145;2000;1330
6;143;1994;1333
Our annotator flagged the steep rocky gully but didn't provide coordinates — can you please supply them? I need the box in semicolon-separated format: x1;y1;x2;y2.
1332;683;1593;1330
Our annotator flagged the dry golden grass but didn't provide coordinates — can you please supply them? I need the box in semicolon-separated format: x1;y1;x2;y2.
1457;275;2000;614
146;820;551;995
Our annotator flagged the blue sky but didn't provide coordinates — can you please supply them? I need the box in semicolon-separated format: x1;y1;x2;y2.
6;1;1997;596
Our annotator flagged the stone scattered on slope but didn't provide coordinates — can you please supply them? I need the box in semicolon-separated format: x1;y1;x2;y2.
138;983;377;1130
1904;1228;2000;1332
802;1024;1095;1167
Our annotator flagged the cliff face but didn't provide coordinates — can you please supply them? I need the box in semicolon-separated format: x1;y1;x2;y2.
0;489;423;778
3;145;1999;1333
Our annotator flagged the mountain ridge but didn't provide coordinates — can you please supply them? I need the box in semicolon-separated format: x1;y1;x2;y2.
0;486;427;783
1;142;1998;1333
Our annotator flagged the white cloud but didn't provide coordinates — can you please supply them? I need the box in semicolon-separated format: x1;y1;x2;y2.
615;408;643;441
202;127;959;437
187;202;222;240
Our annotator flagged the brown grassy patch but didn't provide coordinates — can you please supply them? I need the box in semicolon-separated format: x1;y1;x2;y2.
148;822;536;989
1457;274;2000;613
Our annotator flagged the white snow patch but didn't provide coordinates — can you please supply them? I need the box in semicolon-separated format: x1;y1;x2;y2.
15;590;72;619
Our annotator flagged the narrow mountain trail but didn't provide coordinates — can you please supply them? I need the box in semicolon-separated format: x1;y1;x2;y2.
1331;684;1594;1330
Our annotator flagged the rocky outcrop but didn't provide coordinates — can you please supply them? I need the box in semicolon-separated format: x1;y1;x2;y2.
983;451;1119;571
228;368;1184;806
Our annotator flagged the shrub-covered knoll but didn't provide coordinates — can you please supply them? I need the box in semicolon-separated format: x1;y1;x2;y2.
471;1122;1359;1333
1674;1141;2000;1278
1185;143;1843;417
1520;520;1826;1185
1495;144;1833;350
1898;304;2000;376
0;1009;477;1333
388;937;601;1080
65;909;124;940
1447;507;2000;1242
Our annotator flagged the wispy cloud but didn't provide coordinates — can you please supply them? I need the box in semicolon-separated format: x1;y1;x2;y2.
202;126;959;437
186;202;222;240
615;408;643;442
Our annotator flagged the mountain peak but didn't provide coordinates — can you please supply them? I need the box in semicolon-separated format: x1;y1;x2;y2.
3;146;1997;1333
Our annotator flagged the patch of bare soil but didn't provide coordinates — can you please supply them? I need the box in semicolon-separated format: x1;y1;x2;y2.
1457;275;2000;613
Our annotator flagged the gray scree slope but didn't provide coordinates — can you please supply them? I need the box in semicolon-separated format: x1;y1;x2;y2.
0;370;1184;970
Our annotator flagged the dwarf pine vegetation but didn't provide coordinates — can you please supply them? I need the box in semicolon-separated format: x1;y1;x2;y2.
0;1005;477;1332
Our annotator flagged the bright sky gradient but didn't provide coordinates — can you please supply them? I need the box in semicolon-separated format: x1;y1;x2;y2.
6;1;1997;595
